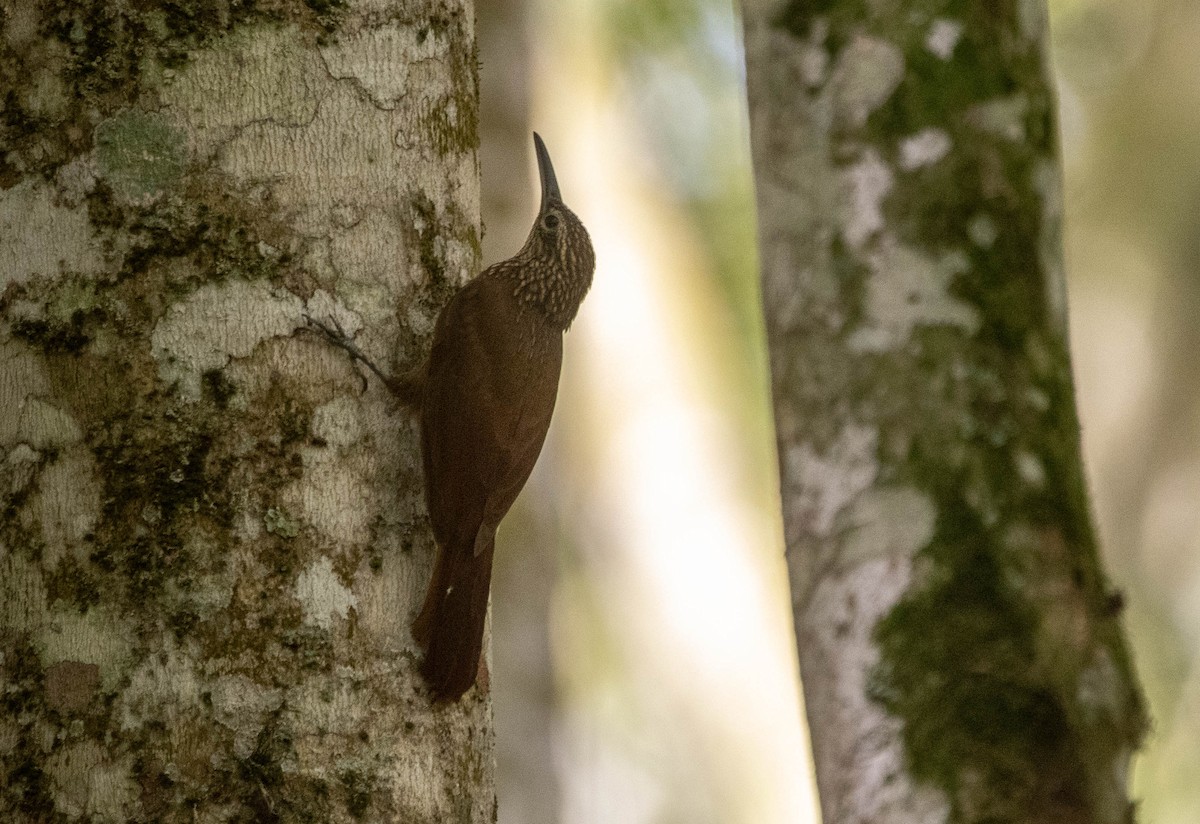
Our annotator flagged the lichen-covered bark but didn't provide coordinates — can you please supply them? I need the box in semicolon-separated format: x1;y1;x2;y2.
1;1;493;822
741;2;1146;823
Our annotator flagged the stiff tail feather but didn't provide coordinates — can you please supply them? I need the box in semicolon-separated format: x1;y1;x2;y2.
412;534;495;701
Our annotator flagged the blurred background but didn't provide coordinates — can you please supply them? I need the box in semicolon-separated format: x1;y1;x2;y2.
478;1;1200;822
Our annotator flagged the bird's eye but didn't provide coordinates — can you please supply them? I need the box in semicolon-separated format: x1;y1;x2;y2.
542;213;560;230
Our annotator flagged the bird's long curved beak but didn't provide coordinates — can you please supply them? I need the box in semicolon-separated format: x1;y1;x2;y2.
533;132;561;212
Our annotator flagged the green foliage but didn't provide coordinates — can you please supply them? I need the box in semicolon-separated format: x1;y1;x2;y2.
600;0;770;456
606;0;705;47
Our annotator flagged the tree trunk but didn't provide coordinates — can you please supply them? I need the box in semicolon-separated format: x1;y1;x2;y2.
1;2;493;822
741;2;1146;823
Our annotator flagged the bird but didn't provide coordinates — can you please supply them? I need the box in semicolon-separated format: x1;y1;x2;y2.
308;133;594;701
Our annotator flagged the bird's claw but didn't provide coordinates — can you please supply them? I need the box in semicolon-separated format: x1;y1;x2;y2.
304;313;350;344
303;312;392;394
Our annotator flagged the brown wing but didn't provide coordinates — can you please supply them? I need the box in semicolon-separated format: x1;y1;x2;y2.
413;272;562;700
420;273;562;548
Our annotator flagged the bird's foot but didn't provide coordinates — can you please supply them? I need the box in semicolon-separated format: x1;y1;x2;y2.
304;314;390;391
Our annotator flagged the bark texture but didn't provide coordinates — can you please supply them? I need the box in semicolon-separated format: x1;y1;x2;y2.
741;2;1146;823
1;1;494;821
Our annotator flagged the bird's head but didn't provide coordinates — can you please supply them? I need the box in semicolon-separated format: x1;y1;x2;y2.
514;133;595;327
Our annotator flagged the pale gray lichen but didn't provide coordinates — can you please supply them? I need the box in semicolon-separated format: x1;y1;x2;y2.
210;673;285;759
150;279;305;398
14;398;83;449
43;742;137;820
0;180;106;284
1013;449;1046;488
310;396;365;450
833;34;905;129
841;148;893;250
967;213;999;248
848;241;980;352
0;553;48;634
160;25;323;158
284;450;379;546
967;94;1031;143
294;555;357;630
37;606;134;691
925;19;963;61
841;486;937;568
899;128;952;171
784;422;879;540
803;557;952;824
319;23;450;109
119;640;205;732
1077;648;1125;721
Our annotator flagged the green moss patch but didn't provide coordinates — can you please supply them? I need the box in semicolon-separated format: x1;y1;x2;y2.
95;110;186;200
871;497;1088;819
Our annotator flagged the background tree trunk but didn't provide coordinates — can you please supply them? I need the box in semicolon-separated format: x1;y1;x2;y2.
742;2;1146;822
1;2;493;821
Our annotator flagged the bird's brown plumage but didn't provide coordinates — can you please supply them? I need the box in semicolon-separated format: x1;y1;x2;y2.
411;133;594;701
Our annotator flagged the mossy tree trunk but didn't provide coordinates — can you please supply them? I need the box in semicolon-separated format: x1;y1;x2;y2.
741;2;1146;822
1;1;493;821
